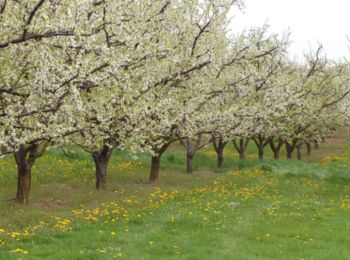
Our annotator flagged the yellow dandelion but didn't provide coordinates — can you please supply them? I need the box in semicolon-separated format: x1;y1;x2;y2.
10;248;28;254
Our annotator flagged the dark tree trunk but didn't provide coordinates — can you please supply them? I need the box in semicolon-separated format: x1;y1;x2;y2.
213;137;227;169
149;155;161;182
186;151;195;174
184;139;196;174
148;142;171;182
217;151;224;169
14;149;32;205
306;143;312;156
273;149;279;159
180;135;210;174
14;142;49;204
92;145;113;190
258;147;264;160
253;136;268;160
233;139;249;160
286;144;293;159
269;138;283;160
314;141;319;150
285;140;297;159
297;144;302;160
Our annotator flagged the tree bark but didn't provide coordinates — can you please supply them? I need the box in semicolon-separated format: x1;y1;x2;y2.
258;146;264;160
183;138;196;174
217;150;224;169
92;145;113;190
213;137;227;169
306;142;312;156
149;155;161;182
148;142;171;182
186;151;195;174
285;140;297;159
269;138;283;160
180;135;210;174
233;139;249;160
314;141;319;150
253;136;268;160
297;144;302;160
15;149;32;205
14;142;49;204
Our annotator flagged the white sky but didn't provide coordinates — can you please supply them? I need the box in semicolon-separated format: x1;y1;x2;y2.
230;0;350;60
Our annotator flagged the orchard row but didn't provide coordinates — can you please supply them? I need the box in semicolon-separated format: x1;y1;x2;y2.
0;1;349;204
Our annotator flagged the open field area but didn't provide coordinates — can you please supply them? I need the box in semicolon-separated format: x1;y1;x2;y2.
1;134;350;259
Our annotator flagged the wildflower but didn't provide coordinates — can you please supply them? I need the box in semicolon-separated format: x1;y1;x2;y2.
10;248;28;254
10;232;20;238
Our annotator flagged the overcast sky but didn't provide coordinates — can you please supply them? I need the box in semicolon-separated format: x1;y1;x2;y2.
230;0;350;60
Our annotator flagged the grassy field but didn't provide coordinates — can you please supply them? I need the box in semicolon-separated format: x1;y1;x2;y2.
1;136;350;259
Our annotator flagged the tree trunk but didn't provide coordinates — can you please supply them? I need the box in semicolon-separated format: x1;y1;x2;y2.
239;151;245;160
314;141;319;150
258;146;264;160
269;138;283;160
285;140;296;159
14;149;32;205
92;145;113;190
297;144;302;160
217;150;224;169
306;143;312;156
184;139;196;174
180;135;211;174
233;139;249;160
148;142;171;182
14;142;49;204
186;151;195;174
253;136;268;160
213;137;227;170
149;155;161;182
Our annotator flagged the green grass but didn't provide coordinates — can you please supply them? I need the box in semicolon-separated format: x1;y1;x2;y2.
1;135;350;259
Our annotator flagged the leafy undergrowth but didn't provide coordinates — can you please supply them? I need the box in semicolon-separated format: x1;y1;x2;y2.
0;139;350;259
